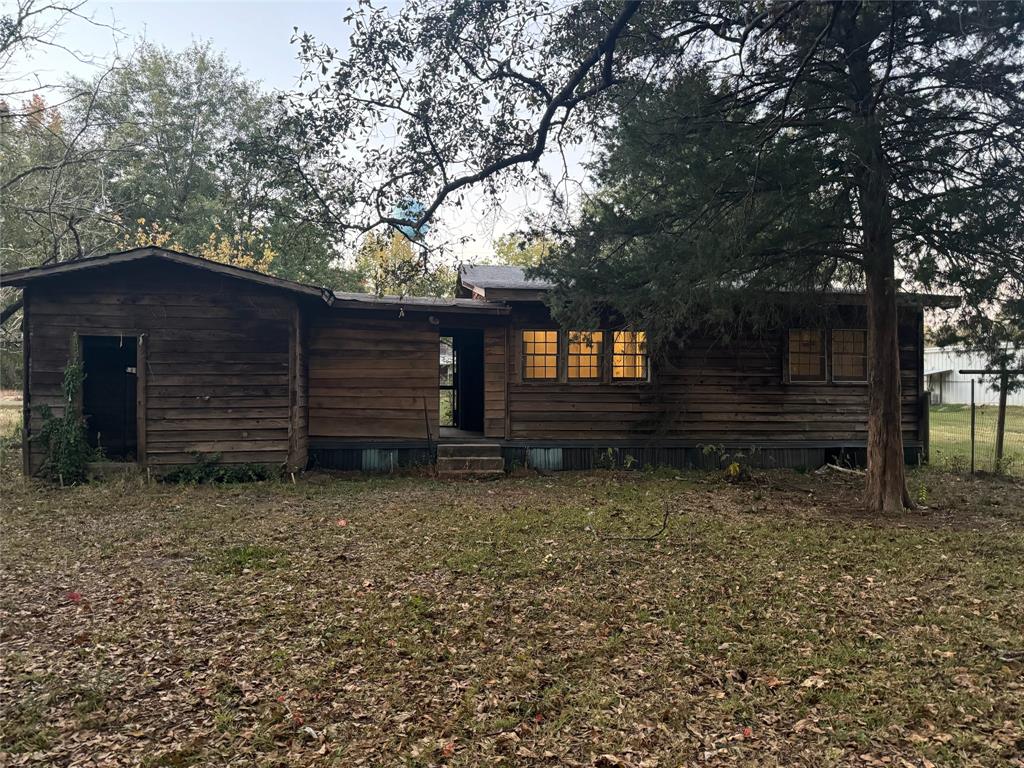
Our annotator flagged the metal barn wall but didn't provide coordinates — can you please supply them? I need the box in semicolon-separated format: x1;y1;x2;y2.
924;346;1024;406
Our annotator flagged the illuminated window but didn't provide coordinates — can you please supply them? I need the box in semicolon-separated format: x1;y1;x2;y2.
788;329;826;382
612;331;647;380
832;329;867;382
568;331;602;379
522;330;558;380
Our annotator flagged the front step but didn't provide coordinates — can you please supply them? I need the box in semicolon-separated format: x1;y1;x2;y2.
437;443;502;459
436;443;504;479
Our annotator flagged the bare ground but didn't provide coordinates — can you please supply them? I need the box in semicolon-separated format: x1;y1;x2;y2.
0;458;1022;767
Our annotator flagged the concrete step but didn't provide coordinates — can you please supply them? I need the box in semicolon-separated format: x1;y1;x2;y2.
437;443;502;459
437;456;505;472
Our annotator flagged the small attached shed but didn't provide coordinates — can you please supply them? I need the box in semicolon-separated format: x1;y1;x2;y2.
4;247;325;474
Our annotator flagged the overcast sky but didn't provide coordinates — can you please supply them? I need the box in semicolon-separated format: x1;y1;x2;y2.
6;0;588;264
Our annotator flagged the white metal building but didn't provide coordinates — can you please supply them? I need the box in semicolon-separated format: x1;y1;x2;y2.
924;346;1024;406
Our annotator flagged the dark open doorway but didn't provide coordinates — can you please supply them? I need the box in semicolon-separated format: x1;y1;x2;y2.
81;335;138;460
439;329;484;434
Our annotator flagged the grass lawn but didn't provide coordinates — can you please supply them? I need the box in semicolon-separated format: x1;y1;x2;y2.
1;457;1022;767
930;404;1024;475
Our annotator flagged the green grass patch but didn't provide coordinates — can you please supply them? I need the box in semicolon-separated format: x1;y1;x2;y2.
209;543;285;575
930;403;1024;475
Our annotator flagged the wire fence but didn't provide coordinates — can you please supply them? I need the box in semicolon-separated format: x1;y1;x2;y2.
929;399;1024;477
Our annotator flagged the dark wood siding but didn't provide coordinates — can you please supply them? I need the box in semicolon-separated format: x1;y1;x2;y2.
25;260;298;471
288;306;309;471
484;326;506;438
506;309;923;445
307;312;439;441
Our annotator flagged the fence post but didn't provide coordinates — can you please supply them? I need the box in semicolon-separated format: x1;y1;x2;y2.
970;378;975;475
921;393;929;464
995;371;1008;473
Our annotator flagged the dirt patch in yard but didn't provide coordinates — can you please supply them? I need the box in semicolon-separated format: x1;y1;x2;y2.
1;460;1021;767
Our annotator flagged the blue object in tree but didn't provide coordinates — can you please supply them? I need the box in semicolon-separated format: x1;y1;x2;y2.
392;200;429;240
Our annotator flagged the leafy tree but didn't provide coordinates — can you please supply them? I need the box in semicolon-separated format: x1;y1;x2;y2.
354;231;456;296
2;42;346;289
492;233;552;268
285;0;1024;513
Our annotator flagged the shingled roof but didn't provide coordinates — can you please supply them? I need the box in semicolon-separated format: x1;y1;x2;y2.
457;264;552;300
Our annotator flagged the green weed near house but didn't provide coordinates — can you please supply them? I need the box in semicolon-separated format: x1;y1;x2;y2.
33;361;101;485
161;452;281;484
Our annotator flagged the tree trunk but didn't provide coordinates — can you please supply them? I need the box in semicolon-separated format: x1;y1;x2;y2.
856;124;914;513
840;7;915;514
864;260;914;513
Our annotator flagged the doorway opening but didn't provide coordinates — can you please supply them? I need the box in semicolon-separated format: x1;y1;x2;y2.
439;329;484;435
81;335;138;460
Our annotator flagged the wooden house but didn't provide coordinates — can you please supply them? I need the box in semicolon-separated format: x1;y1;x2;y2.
3;246;951;476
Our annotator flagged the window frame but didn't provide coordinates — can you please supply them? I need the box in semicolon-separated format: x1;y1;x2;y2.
611;330;650;382
567;330;604;382
830;328;869;384
786;328;828;384
520;329;560;382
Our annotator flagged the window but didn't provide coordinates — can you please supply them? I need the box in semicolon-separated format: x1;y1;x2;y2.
788;329;826;382
832;329;868;382
612;331;648;380
568;331;603;379
522;330;558;380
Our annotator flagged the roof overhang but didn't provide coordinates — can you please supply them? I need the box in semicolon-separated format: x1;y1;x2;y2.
329;291;510;315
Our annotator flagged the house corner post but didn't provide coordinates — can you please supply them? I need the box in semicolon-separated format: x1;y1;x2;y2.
21;288;31;476
287;304;309;473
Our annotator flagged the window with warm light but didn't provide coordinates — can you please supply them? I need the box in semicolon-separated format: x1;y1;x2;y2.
612;331;648;380
788;329;826;382
522;330;558;380
567;331;602;379
832;329;868;382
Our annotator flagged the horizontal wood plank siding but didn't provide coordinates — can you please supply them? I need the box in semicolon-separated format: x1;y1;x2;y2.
25;260;296;471
307;313;439;440
484;326;506;438
507;313;923;445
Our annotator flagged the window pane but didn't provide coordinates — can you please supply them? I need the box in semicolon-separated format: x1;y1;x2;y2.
568;331;602;379
522;330;558;380
832;329;867;381
788;329;825;381
439;336;454;386
612;331;648;380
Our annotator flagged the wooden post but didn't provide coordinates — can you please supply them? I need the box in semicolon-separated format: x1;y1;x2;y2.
921;393;929;464
21;288;31;476
970;379;975;475
136;334;147;471
286;304;308;473
995;371;1008;472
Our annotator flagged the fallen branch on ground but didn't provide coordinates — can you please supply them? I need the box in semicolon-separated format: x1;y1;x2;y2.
815;463;865;477
599;506;672;542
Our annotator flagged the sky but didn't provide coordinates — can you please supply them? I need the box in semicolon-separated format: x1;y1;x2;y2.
5;0;588;264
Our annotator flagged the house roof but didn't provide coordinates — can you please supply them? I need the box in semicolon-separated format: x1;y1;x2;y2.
329;290;508;314
459;264;553;291
458;264;552;300
0;246;508;315
1;246;330;300
455;263;959;308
